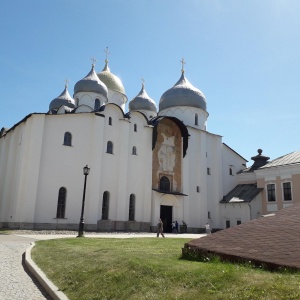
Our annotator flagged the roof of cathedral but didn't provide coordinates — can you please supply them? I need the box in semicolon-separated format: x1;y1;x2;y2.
159;71;206;111
97;61;127;99
129;83;157;113
184;203;300;270
74;65;108;98
49;85;76;110
220;184;263;203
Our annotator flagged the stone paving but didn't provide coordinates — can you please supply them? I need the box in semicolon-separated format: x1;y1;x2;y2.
0;234;50;300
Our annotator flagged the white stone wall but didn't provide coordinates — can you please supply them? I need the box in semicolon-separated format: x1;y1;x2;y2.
159;106;208;130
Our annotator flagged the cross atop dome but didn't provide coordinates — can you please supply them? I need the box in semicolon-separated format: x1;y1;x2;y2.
64;78;69;88
104;47;110;63
180;58;186;74
91;57;97;66
141;77;145;87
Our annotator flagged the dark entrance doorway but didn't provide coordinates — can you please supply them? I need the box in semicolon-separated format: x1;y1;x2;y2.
160;205;172;233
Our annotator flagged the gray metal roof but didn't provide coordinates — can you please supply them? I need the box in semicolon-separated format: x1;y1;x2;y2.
74;65;108;98
260;151;300;169
129;84;157;112
159;72;206;111
97;61;127;99
49;85;75;110
220;184;263;203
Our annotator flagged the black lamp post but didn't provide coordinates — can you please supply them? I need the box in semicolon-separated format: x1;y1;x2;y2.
77;165;90;237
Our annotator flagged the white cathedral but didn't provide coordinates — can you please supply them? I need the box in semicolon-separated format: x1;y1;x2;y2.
0;56;255;233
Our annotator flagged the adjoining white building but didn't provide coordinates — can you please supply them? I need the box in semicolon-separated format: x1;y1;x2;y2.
220;149;300;229
0;57;249;232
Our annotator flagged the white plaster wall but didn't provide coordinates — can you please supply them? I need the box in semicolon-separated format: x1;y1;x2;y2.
182;128;207;229
34;113;99;226
220;202;251;227
159;106;208;130
0;115;45;226
126;112;152;223
205;132;223;228
222;144;248;197
75;92;107;109
107;90;127;111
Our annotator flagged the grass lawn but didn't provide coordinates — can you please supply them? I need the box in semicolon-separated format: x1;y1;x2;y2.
32;238;300;300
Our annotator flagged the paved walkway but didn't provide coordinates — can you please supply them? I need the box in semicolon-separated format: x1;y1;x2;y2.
0;234;51;300
0;232;204;300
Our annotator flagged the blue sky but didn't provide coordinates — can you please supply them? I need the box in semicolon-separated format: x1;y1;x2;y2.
1;0;299;164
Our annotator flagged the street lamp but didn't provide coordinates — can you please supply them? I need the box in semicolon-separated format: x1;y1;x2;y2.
77;165;90;237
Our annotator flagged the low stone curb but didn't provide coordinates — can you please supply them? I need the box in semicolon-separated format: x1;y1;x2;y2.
25;242;69;300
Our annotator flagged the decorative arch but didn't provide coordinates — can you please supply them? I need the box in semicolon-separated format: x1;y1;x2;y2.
160;176;171;191
152;116;189;157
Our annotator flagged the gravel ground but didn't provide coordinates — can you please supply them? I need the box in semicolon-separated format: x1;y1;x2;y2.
12;230;154;235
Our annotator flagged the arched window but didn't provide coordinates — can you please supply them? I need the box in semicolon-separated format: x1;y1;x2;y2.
63;132;72;146
108;117;112;126
129;194;135;221
102;191;109;220
229;168;233;175
160;176;171;192
134;124;137;132
56;187;66;218
94;98;100;110
107;141;113;154
195;113;198;126
132;146;137;155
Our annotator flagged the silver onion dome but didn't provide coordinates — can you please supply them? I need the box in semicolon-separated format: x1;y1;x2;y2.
74;65;108;98
97;61;126;97
49;85;76;110
159;72;206;111
129;84;157;113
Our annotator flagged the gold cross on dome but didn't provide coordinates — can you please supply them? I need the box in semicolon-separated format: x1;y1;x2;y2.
91;56;97;66
64;78;69;87
180;58;186;73
104;47;110;62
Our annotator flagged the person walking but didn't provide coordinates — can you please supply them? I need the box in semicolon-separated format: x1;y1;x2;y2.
205;223;211;234
172;221;176;233
157;219;165;237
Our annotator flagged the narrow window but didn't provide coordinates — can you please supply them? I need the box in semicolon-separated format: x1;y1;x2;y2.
237;220;241;225
208;211;211;219
207;168;211;175
195;113;198;126
102;191;109;220
107;141;113;154
134;124;137;132
160;176;170;191
226;220;230;228
229;168;233;175
94;98;100;110
129;194;135;221
63;132;72;146
267;184;276;202
108;117;112;126
197;186;200;193
56;187;66;218
283;182;292;201
132;146;137;155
